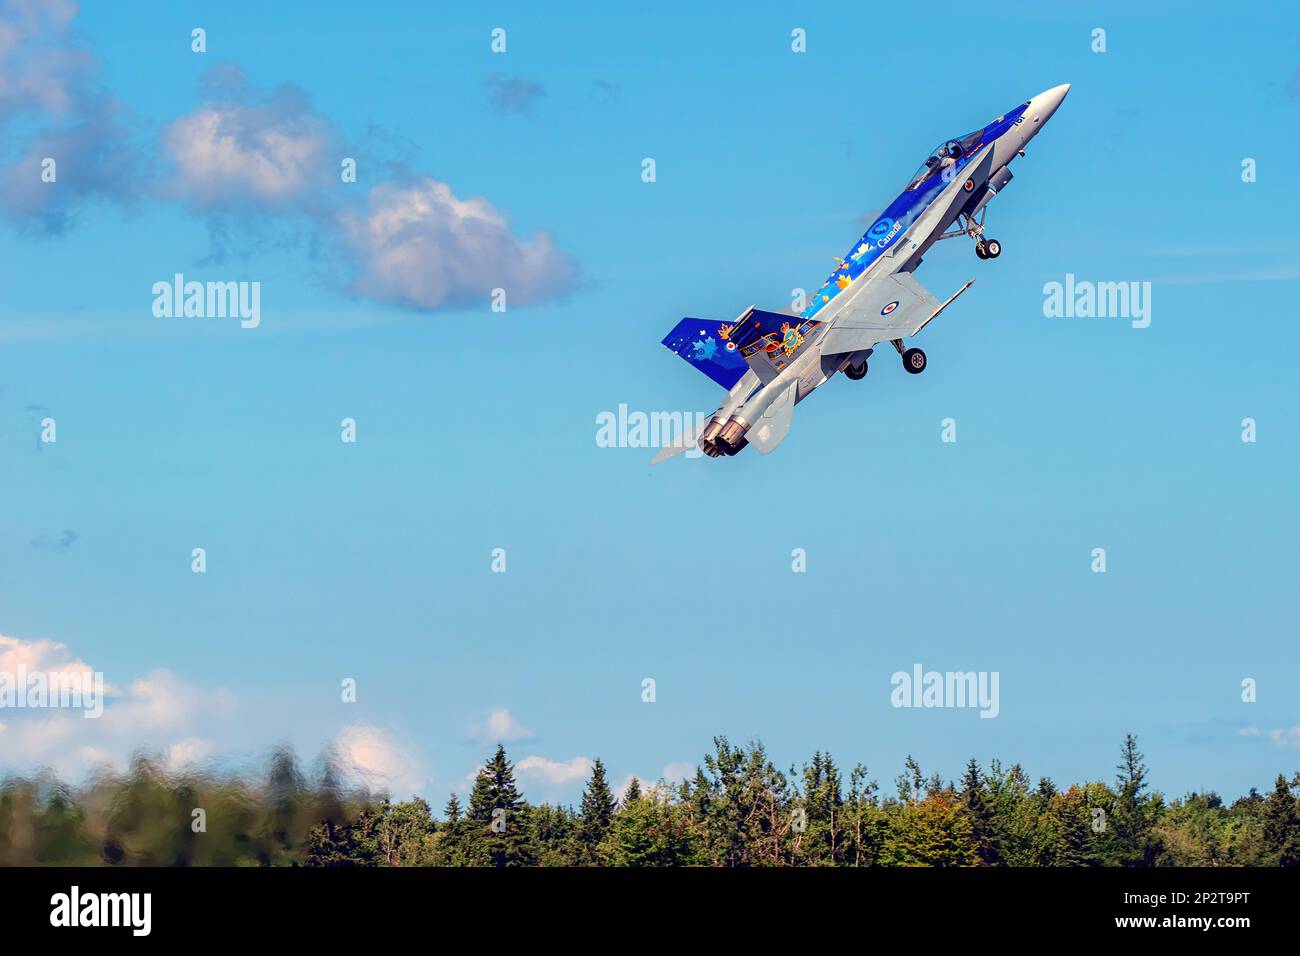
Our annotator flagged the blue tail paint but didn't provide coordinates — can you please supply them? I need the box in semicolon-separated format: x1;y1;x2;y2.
661;317;750;390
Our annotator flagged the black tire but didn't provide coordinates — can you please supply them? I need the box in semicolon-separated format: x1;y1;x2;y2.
902;348;927;374
974;241;987;259
984;238;1001;259
844;361;868;381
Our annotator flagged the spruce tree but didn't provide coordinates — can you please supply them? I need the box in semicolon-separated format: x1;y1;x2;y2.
577;758;616;862
623;776;643;804
1263;774;1300;866
1103;733;1157;866
443;793;462;824
466;745;534;866
960;757;1001;865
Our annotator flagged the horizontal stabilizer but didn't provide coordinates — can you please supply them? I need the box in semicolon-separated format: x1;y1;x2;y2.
748;380;798;455
650;416;704;465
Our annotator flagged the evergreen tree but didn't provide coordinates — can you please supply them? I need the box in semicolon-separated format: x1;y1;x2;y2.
623;777;642;804
576;758;617;863
443;793;462;824
960;758;1001;865
1262;773;1300;866
1100;733;1159;866
465;745;534;866
602;792;696;866
797;751;845;865
885;792;978;866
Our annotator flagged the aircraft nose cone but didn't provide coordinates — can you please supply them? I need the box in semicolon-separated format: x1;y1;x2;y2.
1029;83;1070;124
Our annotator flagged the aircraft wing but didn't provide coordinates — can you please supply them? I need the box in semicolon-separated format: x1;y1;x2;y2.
818;272;942;355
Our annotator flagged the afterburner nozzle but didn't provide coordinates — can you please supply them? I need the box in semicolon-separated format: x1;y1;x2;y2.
717;417;749;453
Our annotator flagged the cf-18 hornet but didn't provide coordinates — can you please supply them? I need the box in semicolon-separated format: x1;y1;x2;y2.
656;83;1070;461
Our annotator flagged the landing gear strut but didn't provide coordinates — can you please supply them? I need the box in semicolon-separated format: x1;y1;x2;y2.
953;208;999;260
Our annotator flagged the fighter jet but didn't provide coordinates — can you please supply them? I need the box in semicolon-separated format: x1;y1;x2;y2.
655;83;1070;462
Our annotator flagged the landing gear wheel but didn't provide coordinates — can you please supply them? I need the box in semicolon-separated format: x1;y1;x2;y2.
983;238;1001;259
974;241;988;260
844;361;868;381
902;348;927;374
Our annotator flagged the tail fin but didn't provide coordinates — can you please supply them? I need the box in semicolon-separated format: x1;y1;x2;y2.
661;317;750;390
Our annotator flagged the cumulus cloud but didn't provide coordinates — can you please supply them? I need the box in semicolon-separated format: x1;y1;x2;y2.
0;633;428;797
158;69;576;309
0;0;84;121
331;723;427;796
484;74;545;116
0;632;97;679
0;0;138;232
470;707;534;745
340;177;577;310
516;754;593;786
161;71;337;210
0;4;578;312
0;632;237;782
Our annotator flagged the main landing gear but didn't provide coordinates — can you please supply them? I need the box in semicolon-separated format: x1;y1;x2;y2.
975;237;1001;259
891;339;927;374
844;361;868;380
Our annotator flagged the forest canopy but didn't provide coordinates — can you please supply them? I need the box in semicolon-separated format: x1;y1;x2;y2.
2;734;1298;867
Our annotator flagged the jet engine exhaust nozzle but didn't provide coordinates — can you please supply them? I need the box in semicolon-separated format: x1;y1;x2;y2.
717;418;750;455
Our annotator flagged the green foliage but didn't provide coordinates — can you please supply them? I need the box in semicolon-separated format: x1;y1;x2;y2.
464;744;534;867
3;734;1298;867
576;758;615;863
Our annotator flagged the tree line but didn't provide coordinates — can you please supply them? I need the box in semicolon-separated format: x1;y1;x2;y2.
2;733;1298;866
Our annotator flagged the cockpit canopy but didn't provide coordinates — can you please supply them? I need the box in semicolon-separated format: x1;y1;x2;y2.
906;127;986;191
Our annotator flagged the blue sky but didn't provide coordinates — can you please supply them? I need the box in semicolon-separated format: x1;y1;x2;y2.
2;0;1298;803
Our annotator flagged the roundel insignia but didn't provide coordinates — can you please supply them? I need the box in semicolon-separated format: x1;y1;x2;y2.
963;179;974;192
725;341;736;352
880;300;899;316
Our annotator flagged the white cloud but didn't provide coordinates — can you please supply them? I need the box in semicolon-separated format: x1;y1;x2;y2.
0;633;430;798
161;85;335;208
0;632;98;678
340;177;577;310
0;0;84;121
332;723;426;796
0;0;137;232
470;707;534;745
162;737;213;771
516;755;593;786
0;4;579;308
